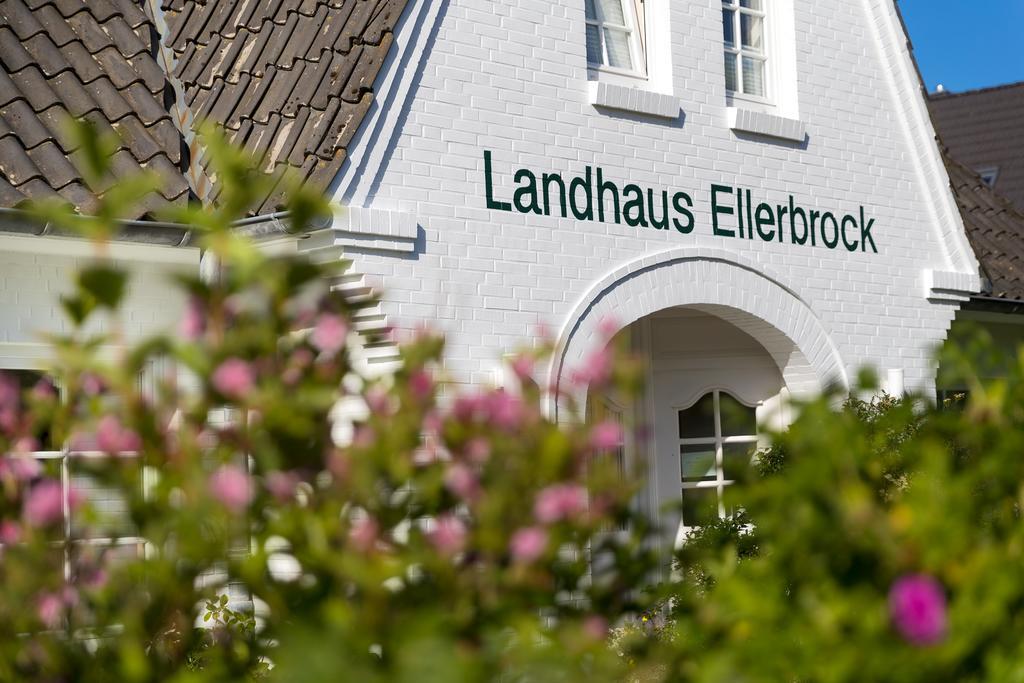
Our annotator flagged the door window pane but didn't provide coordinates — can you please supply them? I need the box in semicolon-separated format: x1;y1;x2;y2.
679;393;716;439
682;487;719;527
723;442;756;482
719;393;756;436
681;445;717;481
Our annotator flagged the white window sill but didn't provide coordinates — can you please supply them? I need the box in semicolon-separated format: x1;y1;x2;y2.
588;81;681;120
727;107;806;143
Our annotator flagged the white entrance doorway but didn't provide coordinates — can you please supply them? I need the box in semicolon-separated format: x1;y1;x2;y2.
626;307;788;549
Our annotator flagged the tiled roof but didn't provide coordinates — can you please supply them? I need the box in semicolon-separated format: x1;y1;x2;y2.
930;82;1024;214
0;0;191;219
160;0;409;214
946;153;1024;302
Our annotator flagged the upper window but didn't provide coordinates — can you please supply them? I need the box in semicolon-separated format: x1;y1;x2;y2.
585;0;646;75
722;0;767;98
678;391;757;530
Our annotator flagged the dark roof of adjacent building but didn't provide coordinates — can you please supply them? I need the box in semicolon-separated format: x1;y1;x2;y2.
946;153;1024;303
160;0;409;214
0;0;191;219
930;82;1024;214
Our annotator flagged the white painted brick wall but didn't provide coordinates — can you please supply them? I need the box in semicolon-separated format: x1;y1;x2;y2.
0;239;195;348
336;0;972;394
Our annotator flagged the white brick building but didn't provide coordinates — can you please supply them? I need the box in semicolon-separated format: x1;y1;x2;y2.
1;0;1006;536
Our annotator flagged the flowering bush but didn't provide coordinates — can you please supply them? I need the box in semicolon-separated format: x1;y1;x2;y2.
0;128;655;682
3;127;1024;681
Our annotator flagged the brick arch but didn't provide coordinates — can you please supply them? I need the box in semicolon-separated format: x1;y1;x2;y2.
550;247;848;418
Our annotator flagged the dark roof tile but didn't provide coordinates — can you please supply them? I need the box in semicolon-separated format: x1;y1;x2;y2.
947;154;1024;302
0;0;191;218
165;0;410;214
930;82;1024;213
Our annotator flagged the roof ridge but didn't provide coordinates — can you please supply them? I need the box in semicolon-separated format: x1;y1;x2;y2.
929;80;1024;100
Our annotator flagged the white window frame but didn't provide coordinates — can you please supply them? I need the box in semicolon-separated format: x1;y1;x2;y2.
722;0;770;103
0;350;155;612
677;390;758;531
585;0;647;79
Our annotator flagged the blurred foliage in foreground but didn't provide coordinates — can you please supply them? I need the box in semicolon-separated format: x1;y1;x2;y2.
1;123;1024;681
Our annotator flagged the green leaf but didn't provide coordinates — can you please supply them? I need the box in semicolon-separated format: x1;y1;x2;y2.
78;264;128;309
60;294;97;326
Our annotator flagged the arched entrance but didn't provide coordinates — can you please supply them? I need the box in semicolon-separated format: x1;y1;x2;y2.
550;248;848;547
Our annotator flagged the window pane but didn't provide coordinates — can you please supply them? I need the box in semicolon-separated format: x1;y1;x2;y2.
586;24;603;65
679;393;716;439
71;461;138;539
740;12;763;51
723;442;756;482
604;28;633;69
722;9;735;46
681;445;717;482
598;0;626;24
719;393;756;436
585;0;598;20
742;56;766;96
682;487;719;527
724;51;739;92
740;0;763;9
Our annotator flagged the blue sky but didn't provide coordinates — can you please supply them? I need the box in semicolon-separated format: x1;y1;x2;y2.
898;0;1024;93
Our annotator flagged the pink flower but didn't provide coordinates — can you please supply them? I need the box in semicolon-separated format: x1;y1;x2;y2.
179;297;205;341
509;526;548;564
81;373;105;397
4;455;41;482
889;574;947;646
327;449;350;481
365;386;392;415
349;516;379;553
485;390;524;430
444;463;479;502
95;415;142;454
23;480;66;527
31;379;57;401
37;592;64;629
265;471;300;502
569;347;612;388
583;615;609;641
589;421;623;451
511;354;534;381
311;314;348;356
534;484;588;524
0;371;19;433
212;358;255;399
597;316;620;339
429;515;467;557
208;465;252;513
464;438;491;464
453;394;485;423
409;369;434;401
0;520;21;544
